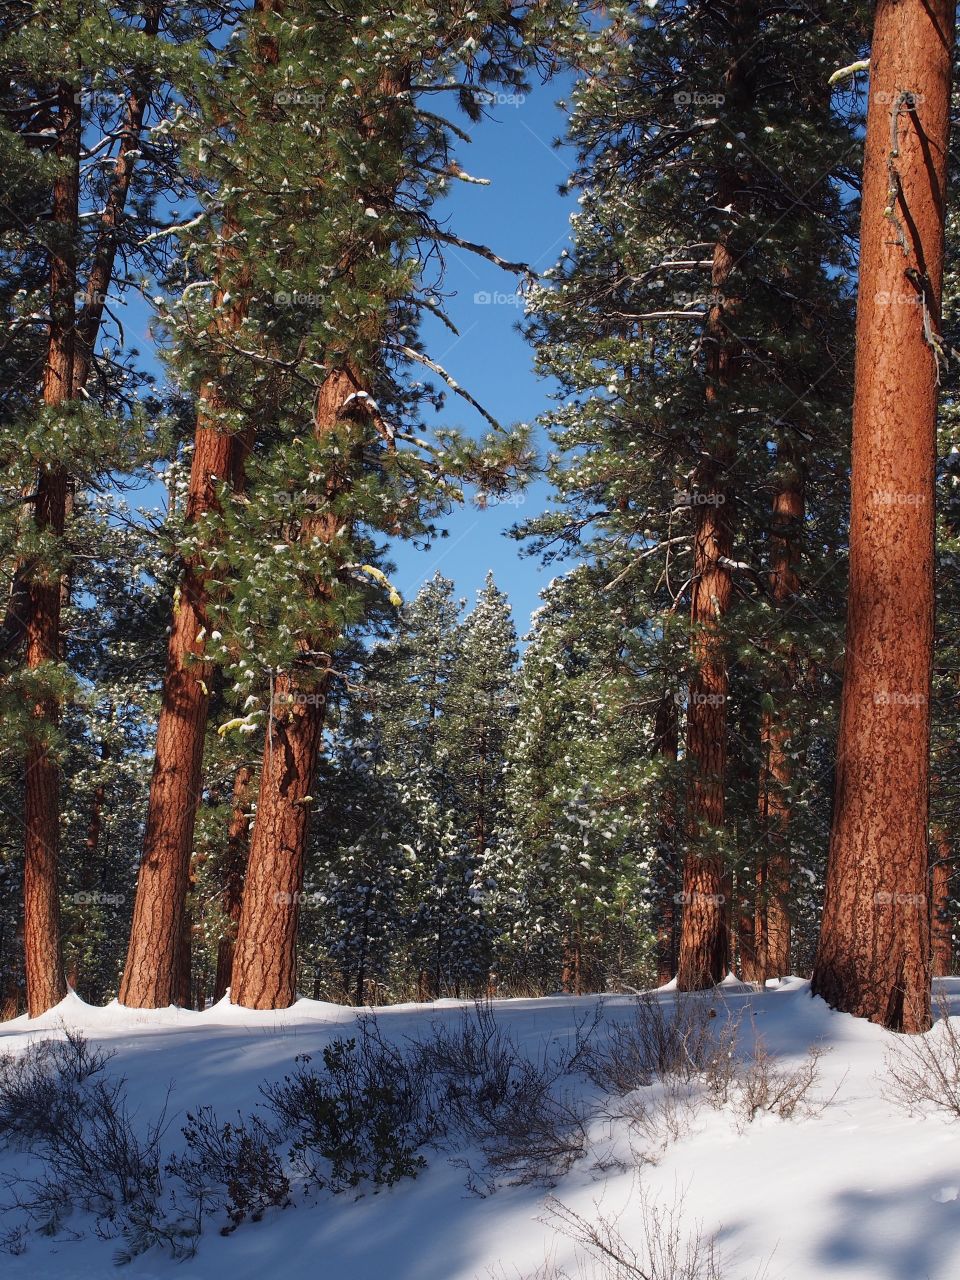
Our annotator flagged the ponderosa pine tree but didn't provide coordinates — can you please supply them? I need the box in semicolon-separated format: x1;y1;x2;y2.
212;2;556;1009
119;0;279;1008
812;0;956;1033
1;1;232;1013
524;0;862;989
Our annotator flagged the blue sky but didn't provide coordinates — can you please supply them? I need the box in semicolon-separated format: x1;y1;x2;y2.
389;77;577;635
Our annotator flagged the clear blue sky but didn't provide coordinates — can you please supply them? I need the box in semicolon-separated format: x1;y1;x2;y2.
389;78;576;634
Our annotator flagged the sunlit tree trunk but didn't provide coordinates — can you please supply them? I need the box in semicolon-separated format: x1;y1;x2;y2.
230;368;366;1009
23;81;80;1017
120;2;278;1008
812;0;955;1032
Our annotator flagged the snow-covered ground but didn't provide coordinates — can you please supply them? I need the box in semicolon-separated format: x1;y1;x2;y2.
2;977;960;1279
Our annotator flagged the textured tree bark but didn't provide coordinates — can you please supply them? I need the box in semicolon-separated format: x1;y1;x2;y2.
229;672;330;1009
22;81;80;1017
676;0;757;991
120;0;278;1008
931;829;953;979
213;763;254;1001
118;392;250;1006
812;0;955;1033
756;459;804;981
675;244;738;990
230;368;365;1009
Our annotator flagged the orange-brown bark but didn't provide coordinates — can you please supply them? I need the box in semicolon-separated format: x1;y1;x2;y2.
120;0;279;1008
812;0;955;1032
230;368;364;1009
676;0;756;991
756;462;804;981
23;81;80;1017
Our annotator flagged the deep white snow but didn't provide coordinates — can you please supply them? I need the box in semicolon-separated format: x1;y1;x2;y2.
2;978;960;1280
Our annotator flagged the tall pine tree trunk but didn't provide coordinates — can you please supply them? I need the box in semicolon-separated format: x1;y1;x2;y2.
756;455;804;981
812;0;955;1032
23;81;80;1016
231;62;407;1010
119;375;251;1005
677;1;756;989
675;204;738;992
213;763;254;1000
230;368;368;1009
120;2;278;1008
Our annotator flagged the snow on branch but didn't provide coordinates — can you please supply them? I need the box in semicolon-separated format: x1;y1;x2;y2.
432;229;532;277
828;59;869;87
138;211;207;246
394;346;500;429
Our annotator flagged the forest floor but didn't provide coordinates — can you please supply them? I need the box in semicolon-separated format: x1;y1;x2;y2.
2;977;960;1279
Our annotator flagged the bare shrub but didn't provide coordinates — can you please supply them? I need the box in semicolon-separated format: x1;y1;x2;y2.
587;996;830;1160
413;1001;596;1187
585;995;734;1096
0;1028;116;1144
734;1040;832;1128
615;1078;705;1160
537;1189;726;1280
167;1107;291;1232
885;995;960;1118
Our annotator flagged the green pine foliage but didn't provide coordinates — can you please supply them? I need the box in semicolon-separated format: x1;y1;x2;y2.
518;0;869;970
